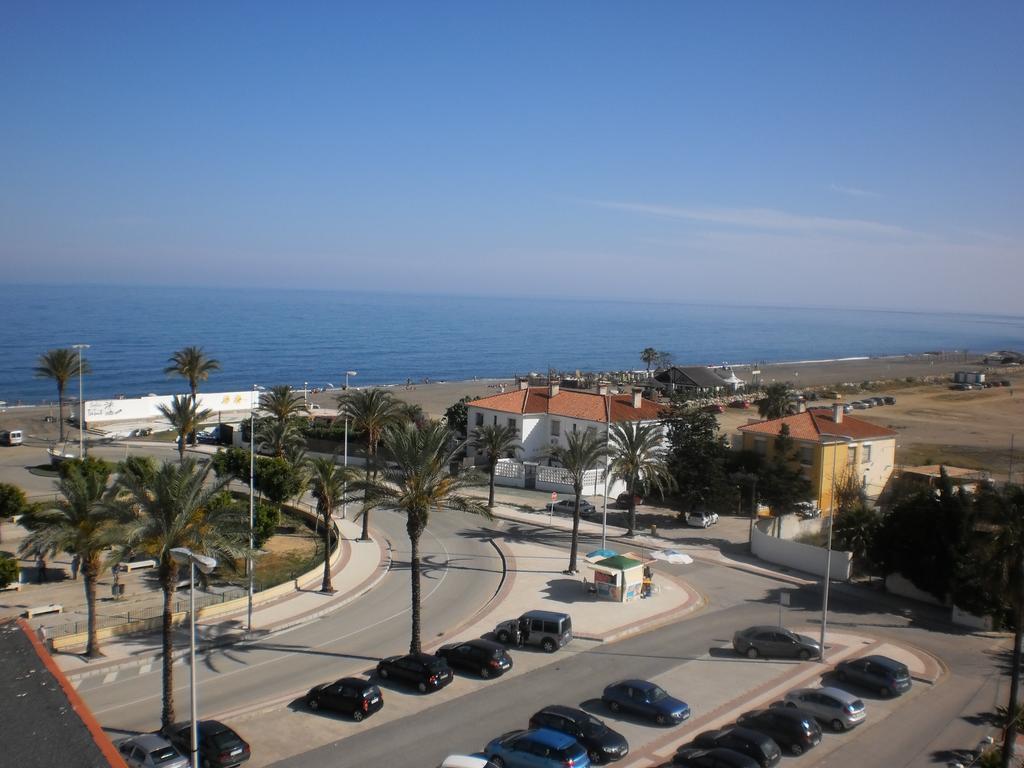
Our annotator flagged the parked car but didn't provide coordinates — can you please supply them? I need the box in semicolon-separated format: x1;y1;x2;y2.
692;726;782;767
703;404;725;413
196;429;219;445
732;626;821;660
867;397;885;407
616;492;644;508
168;721;250;768
950;383;970;391
550;499;597;518
783;687;866;732
494;610;573;652
794;501;820;520
0;429;23;446
118;734;189;768
376;652;453;692
439;757;501;768
834;654;912;697
851;400;870;409
728;400;751;409
841;403;854;414
529;705;629;764
882;396;896;405
305;677;383;721
438;639;513;678
672;747;759;768
484;728;591;768
685;511;719;528
735;708;822;756
601;679;690;726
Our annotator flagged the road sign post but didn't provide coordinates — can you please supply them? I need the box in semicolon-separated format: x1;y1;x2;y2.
549;492;557;522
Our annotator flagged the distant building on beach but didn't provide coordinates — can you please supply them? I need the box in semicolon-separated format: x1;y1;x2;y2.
653;365;745;396
738;404;897;513
466;382;665;496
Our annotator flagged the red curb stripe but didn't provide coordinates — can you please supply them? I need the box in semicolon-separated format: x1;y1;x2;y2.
16;618;129;768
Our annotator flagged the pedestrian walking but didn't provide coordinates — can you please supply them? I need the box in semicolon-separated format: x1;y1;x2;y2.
36;555;48;583
518;616;530;647
71;554;80;580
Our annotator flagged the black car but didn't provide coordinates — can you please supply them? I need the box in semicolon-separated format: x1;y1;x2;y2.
376;652;454;693
305;677;383;721
692;726;782;767
169;720;250;768
551;499;597;517
601;679;690;726
736;708;822;756
529;705;629;764
438;639;513;678
673;747;759;768
835;654;912;697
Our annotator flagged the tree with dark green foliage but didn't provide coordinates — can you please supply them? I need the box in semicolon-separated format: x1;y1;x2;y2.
0;555;18;589
308;457;356;593
35;347;92;442
757;382;795;420
470;424;521;508
118;455;157;486
164;346;220;407
548;430;609;570
211;447;252;483
255;456;305;508
58;456;113;483
256;384;308;458
0;483;30;544
757;424;812;517
641;347;659;372
444;396;473;436
831;504;882;574
666;405;737;514
157;395;212;463
608;421;673;537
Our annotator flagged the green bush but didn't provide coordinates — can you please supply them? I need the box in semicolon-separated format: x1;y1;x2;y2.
254;501;281;549
0;555;19;589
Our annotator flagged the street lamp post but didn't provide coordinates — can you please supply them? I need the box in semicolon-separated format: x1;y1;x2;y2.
248;384;261;632
72;344;90;458
342;371;356;520
819;433;854;661
169;548;217;768
601;389;611;549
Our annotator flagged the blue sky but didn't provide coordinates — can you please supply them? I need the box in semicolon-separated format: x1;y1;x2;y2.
2;2;1021;312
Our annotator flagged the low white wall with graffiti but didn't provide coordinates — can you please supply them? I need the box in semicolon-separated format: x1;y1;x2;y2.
85;390;257;425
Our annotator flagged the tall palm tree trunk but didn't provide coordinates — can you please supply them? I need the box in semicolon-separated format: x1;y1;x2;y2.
177;439;186;464
626;491;637;537
83;559;101;658
361;449;374;541
488;464;497;508
57;382;66;442
160;570;177;733
321;513;335;593
408;516;424;654
1003;562;1024;768
568;492;582;574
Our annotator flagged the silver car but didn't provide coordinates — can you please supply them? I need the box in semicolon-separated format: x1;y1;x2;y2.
118;734;189;768
783;686;866;732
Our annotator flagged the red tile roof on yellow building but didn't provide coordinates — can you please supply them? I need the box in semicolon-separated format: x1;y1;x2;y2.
470;387;664;423
738;411;897;441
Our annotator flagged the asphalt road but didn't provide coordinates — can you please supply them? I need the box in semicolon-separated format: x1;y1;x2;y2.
77;506;504;735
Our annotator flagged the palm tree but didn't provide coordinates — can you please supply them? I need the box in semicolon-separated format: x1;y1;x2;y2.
609;420;674;537
547;430;607;573
157;395;212;462
336;388;405;541
255;416;305;458
641;347;659;372
361;422;490;653
115;459;247;732
470;424;521;508
757;382;794;420
308;457;356;593
35;348;91;442
164;346;220;406
18;462;123;657
259;384;307;423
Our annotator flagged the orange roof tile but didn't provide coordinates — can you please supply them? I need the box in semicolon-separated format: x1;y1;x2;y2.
737;411;897;441
469;387;664;423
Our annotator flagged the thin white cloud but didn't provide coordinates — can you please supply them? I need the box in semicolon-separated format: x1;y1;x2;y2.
829;183;879;198
592;201;913;238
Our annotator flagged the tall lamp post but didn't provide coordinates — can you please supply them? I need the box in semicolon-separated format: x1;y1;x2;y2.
169;548;217;768
819;433;854;661
72;343;90;458
601;387;611;549
342;371;357;519
248;384;262;632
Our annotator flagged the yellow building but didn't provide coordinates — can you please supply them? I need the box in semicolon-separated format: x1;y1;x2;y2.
738;404;897;515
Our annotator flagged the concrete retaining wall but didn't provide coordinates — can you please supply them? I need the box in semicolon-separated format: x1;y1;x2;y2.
751;519;852;580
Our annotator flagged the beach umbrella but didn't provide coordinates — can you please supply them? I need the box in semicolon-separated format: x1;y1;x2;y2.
585;548;617;563
650;549;693;565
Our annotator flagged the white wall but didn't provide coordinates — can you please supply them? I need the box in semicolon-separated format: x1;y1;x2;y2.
85;390;257;424
751;520;852;580
858;438;896;500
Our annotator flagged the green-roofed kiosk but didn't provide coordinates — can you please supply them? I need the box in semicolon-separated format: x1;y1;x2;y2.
589;554;645;602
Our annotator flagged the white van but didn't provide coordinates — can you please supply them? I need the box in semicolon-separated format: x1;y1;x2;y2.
1;429;23;446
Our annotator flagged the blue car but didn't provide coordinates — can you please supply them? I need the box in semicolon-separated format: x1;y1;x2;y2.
485;728;591;768
601;679;690;726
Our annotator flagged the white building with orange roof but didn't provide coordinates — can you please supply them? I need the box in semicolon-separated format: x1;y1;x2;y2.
466;381;666;495
737;404;898;513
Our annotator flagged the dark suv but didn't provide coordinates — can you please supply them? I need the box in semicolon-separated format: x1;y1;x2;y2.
692;726;782;767
529;705;629;763
835;654;912;697
732;626;821;660
376;652;453;693
736;709;822;756
305;677;383;721
438;639;513;678
169;720;250;768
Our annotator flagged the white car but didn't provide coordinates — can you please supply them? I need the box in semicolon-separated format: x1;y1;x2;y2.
439;757;500;768
685;511;719;528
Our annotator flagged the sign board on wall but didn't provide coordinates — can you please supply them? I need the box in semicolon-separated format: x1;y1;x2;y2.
85;391;258;424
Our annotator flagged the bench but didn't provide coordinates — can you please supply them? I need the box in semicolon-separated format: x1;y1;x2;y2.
24;603;62;618
118;559;157;572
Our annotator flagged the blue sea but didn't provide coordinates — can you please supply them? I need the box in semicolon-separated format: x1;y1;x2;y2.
2;284;1023;404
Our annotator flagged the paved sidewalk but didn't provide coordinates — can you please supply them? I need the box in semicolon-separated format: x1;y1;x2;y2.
57;518;389;681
